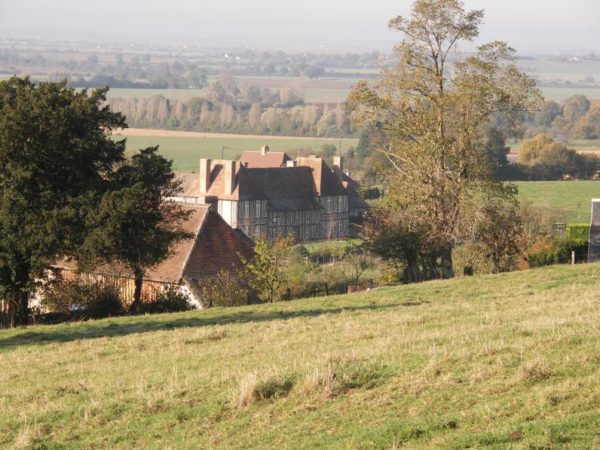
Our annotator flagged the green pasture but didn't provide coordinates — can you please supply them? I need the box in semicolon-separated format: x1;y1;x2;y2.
516;180;600;223
120;134;358;173
3;263;600;448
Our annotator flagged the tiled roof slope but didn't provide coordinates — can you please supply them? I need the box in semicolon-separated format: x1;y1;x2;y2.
240;151;291;168
296;156;347;196
55;205;252;283
183;207;254;280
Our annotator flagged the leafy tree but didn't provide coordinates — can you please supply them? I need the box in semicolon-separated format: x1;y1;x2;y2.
517;134;597;179
0;77;127;327
562;95;590;124
239;235;294;303
349;0;541;278
483;126;510;177
344;245;376;289
80;147;191;310
470;184;523;273
363;204;433;283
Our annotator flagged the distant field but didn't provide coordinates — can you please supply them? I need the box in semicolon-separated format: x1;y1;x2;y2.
516;180;600;223
107;76;358;103
105;84;599;104
540;87;600;101
117;129;358;173
107;88;206;100
510;139;600;155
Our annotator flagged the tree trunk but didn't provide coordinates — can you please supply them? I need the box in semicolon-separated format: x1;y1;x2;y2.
441;245;454;279
131;271;144;313
6;261;32;327
16;291;29;326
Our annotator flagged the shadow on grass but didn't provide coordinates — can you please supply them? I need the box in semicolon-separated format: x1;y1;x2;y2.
0;300;427;350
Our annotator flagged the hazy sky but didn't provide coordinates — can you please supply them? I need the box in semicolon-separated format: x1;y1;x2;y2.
1;0;598;53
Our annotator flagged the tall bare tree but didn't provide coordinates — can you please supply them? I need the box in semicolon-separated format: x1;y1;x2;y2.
349;0;541;278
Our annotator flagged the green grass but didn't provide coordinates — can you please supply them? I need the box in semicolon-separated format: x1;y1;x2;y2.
517;180;600;223
121;135;358;173
3;264;600;448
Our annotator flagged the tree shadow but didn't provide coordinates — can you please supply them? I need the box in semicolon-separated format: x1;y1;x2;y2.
0;300;428;350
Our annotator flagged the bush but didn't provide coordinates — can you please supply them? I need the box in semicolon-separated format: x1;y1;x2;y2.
566;223;589;244
42;280;125;319
197;270;250;307
139;285;193;314
527;238;588;268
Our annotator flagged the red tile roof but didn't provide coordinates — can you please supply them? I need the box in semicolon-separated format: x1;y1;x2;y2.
55;205;253;283
240;151;291;168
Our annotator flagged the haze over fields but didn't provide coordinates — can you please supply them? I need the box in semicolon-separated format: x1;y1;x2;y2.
1;0;598;52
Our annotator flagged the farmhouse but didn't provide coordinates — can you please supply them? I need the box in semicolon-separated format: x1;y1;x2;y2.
55;204;253;307
174;153;361;242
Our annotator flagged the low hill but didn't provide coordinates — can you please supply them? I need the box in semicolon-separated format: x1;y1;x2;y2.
2;264;600;448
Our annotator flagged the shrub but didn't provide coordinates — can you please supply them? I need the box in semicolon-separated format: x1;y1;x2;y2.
42;280;125;319
197;270;250;307
566;223;589;244
139;285;193;314
527;237;588;268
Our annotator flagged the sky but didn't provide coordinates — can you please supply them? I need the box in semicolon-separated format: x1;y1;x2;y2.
0;0;598;53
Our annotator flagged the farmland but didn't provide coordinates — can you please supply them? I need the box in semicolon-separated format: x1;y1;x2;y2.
118;129;358;173
105;82;600;105
517;180;600;223
510;139;600;155
3;263;600;448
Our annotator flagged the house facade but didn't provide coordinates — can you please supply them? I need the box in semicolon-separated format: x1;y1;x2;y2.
174;154;357;242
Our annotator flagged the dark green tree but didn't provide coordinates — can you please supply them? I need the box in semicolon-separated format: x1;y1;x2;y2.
80;147;191;311
0;77;127;327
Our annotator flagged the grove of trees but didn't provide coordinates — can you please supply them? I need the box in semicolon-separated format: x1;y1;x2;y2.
107;74;352;137
0;78;187;327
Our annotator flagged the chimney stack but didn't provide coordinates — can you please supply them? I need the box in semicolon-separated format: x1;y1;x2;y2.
261;145;269;156
333;155;344;181
199;159;211;194
286;160;296;167
223;160;237;195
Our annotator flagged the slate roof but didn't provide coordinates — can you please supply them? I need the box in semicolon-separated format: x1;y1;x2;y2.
237;167;321;211
240;151;291;168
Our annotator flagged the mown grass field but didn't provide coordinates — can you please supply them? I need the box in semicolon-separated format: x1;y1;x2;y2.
516;180;600;223
3;264;600;448
118;130;357;173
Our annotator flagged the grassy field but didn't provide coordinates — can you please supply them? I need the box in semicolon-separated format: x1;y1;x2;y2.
3;264;600;448
117;130;358;173
517;180;599;223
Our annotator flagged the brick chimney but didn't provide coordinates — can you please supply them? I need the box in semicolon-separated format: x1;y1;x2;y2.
261;145;269;156
199;159;211;194
333;155;344;181
223;160;237;195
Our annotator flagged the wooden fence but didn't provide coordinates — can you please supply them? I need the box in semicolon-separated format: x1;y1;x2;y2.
59;269;173;305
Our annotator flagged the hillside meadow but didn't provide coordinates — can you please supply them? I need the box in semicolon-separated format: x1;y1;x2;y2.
3;264;600;448
516;180;599;223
